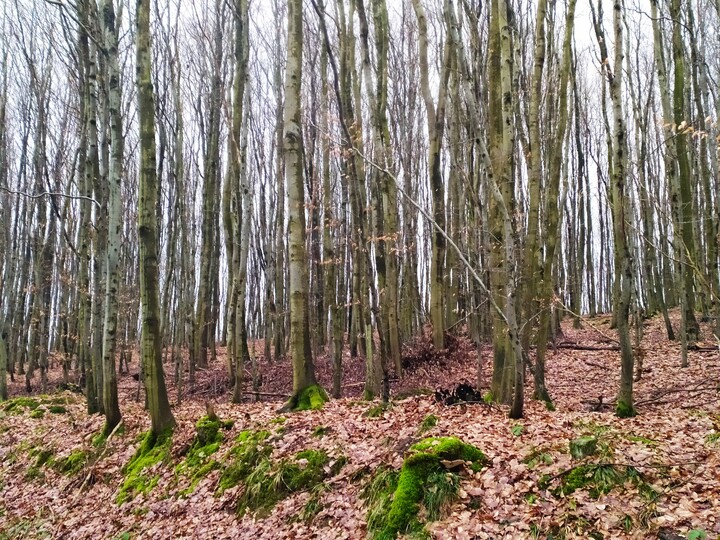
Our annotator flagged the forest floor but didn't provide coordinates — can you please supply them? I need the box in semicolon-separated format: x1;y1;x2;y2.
1;311;719;540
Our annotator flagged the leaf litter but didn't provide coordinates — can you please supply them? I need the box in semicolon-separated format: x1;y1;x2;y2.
0;310;718;539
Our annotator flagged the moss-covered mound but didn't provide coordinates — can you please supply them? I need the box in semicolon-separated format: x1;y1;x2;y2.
3;397;41;414
176;415;233;496
117;429;173;504
217;429;272;494
542;463;645;499
237;448;345;516
55;449;87;476
365;436;487;540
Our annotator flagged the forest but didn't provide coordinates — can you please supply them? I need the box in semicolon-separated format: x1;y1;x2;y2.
0;0;719;538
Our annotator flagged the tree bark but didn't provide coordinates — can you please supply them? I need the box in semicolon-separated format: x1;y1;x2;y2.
137;0;176;437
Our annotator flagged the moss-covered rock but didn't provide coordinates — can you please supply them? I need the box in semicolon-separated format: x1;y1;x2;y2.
195;415;233;446
366;437;487;539
48;405;67;414
29;408;45;419
117;428;173;504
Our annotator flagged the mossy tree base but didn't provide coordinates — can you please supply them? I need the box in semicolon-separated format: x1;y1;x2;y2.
365;436;487;540
616;400;637;418
279;384;329;412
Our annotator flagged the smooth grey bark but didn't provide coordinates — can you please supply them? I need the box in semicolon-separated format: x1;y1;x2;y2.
100;0;122;434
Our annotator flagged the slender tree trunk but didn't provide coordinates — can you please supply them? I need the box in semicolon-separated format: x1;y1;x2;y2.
669;0;700;341
412;0;449;350
137;0;176;437
100;0;122;433
593;0;635;417
282;0;320;409
0;328;7;401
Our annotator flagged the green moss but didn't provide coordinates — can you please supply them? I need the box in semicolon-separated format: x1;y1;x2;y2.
29;408;45;419
24;465;44;481
237;449;342;516
312;426;330;437
48;405;67;414
616;400;637;418
569;436;598;459
32;448;55;467
418;415;438;434
217;430;271;494
176;415;231;496
299;484;327;523
55;450;87;476
365;403;391;418
117;428;173;504
92;432;107;448
3;397;40;413
409;437;487;467
291;384;329;411
553;464;640;498
367;437;487;539
195;416;233;445
363;467;400;534
281;449;329;491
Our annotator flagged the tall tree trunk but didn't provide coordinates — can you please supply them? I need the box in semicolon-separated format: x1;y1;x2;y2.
230;0;250;403
592;0;635;417
412;0;449;350
669;0;700;342
100;0;122;433
282;0;321;409
193;0;224;371
0;328;7;401
136;0;176;437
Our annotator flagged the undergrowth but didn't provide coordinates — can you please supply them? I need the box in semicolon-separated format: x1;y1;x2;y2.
217;429;271;494
363;436;487;540
117;428;173;505
236;449;345;516
176;415;233;496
